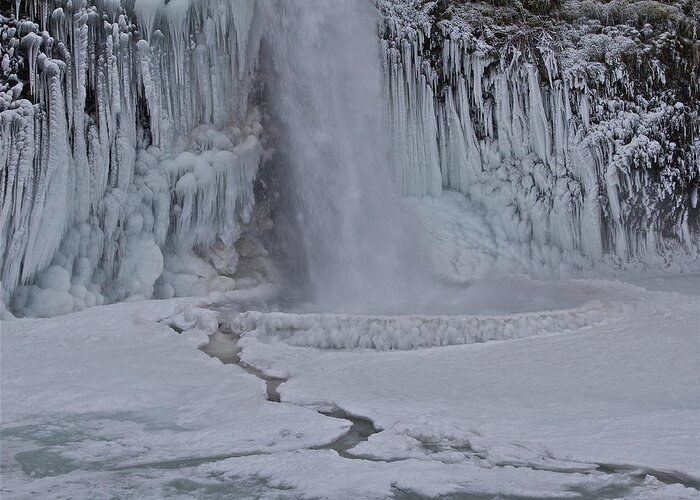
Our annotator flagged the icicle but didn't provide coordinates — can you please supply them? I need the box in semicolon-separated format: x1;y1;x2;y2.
1;0;266;316
379;7;697;271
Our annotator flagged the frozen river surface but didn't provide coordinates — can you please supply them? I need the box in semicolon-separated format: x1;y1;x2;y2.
1;276;699;499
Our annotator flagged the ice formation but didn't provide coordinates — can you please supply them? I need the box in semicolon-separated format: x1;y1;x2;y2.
1;0;698;317
1;0;265;316
232;279;668;350
379;0;699;269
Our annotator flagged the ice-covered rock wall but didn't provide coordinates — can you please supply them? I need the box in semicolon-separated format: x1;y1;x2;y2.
1;0;265;317
2;0;698;317
380;0;699;271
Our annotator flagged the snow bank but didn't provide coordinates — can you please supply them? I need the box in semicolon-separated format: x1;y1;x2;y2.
2;278;697;498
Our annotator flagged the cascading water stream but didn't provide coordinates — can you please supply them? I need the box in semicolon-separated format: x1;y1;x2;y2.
259;1;598;317
262;0;427;313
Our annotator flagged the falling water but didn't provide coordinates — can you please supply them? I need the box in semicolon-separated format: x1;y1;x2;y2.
263;0;424;312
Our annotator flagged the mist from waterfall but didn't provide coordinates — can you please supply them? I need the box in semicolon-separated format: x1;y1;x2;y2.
262;0;427;312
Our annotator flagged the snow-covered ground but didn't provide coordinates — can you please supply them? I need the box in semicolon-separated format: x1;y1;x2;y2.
0;290;347;498
2;276;698;499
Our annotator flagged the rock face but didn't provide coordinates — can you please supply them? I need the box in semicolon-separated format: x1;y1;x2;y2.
0;0;698;316
380;0;699;266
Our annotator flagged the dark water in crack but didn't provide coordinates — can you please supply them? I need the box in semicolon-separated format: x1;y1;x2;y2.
199;329;285;402
595;463;700;490
200;330;379;454
315;409;378;458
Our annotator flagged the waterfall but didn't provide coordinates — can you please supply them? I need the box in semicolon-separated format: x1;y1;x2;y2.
262;0;424;312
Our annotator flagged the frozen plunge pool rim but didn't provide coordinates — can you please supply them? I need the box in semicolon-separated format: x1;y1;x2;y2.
202;276;688;352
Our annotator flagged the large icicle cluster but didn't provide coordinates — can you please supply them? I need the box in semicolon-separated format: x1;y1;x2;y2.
380;0;699;272
1;1;265;317
2;0;698;317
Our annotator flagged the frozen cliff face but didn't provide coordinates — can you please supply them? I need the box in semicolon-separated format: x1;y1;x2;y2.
0;1;265;316
1;0;698;317
379;0;699;272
